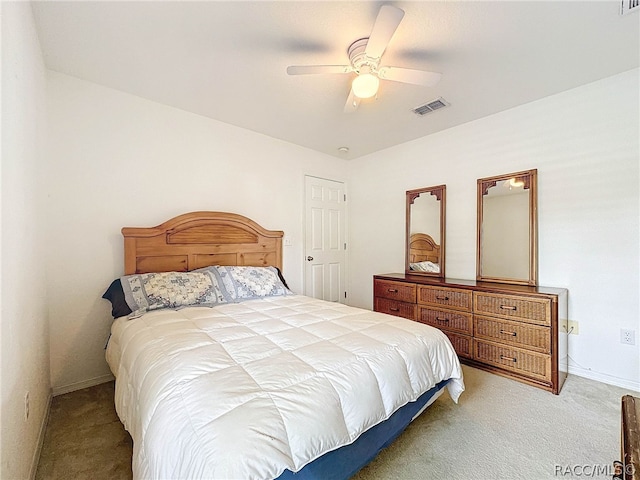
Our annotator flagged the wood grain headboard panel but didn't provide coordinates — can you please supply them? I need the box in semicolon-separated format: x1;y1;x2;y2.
122;211;284;275
409;233;441;265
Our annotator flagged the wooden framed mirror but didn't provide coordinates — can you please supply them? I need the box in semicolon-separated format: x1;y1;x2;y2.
406;185;446;278
476;169;537;285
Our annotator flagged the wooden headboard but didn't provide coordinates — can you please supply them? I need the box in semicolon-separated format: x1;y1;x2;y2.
122;211;284;275
409;233;441;265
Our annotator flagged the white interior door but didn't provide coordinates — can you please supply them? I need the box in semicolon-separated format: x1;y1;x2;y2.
304;176;346;302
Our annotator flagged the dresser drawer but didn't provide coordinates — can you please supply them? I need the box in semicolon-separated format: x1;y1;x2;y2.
374;297;417;321
417;285;472;311
374;280;416;303
443;331;472;359
473;292;551;326
474;316;550;353
418;307;472;335
474;339;552;382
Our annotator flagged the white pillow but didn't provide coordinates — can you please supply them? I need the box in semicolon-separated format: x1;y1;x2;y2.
409;261;440;273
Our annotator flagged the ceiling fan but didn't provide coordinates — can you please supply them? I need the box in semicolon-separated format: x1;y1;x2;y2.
286;5;442;113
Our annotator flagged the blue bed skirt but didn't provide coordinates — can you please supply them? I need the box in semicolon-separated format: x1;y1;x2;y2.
276;378;450;480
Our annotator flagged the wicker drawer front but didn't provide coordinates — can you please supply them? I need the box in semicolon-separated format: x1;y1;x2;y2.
418;307;472;335
443;331;472;359
474;339;552;382
473;292;551;326
374;298;417;321
374;280;416;303
417;286;472;311
474;316;550;354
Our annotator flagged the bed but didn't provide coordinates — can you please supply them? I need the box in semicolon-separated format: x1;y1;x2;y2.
408;233;441;273
104;212;464;480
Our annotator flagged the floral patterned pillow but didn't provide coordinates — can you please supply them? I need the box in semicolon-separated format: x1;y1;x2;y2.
121;269;232;318
215;266;292;301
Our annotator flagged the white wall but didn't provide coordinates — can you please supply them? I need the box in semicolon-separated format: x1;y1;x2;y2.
347;69;640;391
482;191;529;280
410;192;441;243
1;3;51;478
45;72;345;393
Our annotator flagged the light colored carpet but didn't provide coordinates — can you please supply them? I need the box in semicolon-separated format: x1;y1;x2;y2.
36;366;635;480
35;381;132;480
354;366;633;480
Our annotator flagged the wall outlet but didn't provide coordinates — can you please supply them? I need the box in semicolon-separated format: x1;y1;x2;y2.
284;237;293;247
24;392;30;421
567;320;579;335
621;329;636;345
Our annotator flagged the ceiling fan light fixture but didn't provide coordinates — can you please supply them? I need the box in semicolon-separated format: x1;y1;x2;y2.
352;73;379;99
503;178;525;189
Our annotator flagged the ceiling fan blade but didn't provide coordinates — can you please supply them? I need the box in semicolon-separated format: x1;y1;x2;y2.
378;66;442;86
287;65;351;75
344;89;360;113
365;5;405;59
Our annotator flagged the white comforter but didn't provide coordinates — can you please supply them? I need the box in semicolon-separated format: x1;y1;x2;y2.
106;295;464;480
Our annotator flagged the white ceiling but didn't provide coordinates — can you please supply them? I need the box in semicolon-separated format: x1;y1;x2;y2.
31;1;639;160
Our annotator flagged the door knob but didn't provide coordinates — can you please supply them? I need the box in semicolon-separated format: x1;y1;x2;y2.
307;256;314;261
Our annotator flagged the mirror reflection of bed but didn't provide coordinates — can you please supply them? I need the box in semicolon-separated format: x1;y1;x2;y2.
408;233;441;273
405;184;446;278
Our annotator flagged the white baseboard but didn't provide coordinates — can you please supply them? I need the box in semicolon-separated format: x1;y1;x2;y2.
52;373;115;397
29;392;52;480
568;365;640;392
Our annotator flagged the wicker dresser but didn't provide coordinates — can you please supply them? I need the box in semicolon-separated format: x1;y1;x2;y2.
374;274;568;394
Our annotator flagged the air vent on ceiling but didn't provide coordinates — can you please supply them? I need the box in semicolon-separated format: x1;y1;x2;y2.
621;0;639;15
412;98;449;116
